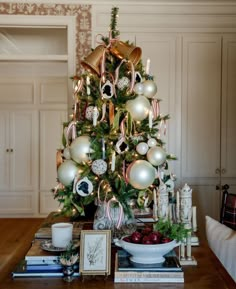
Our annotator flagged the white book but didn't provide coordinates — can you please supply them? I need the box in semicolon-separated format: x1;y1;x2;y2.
114;276;184;283
25;240;59;262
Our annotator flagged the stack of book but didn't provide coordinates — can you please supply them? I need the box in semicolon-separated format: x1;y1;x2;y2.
12;240;79;278
114;249;184;283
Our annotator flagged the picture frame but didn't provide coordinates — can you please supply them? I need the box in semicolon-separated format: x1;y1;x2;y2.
79;230;111;276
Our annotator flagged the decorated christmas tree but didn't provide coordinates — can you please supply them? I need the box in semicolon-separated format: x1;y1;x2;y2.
54;7;177;233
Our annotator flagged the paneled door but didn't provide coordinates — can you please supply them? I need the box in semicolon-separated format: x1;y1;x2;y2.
182;34;236;230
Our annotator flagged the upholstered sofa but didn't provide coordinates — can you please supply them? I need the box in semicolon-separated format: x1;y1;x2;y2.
205;215;236;282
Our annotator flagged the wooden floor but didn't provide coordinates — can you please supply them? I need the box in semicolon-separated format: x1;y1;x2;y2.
0;218;43;283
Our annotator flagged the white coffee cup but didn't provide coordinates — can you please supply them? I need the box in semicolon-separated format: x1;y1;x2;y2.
51;222;73;248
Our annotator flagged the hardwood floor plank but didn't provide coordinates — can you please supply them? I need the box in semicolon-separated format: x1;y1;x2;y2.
0;218;43;282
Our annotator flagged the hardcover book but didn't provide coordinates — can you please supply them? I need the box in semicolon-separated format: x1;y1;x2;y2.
117;249;183;272
12;260;80;278
25;240;60;263
114;250;184;283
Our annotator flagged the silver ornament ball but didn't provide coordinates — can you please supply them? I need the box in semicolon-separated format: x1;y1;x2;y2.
143;80;158;98
126;95;150;121
70;136;92;163
147;146;166;166
147;138;158;147
134;82;144;95
136;142;149;155
91;159;108;175
57;160;79;187
117;77;130;90
63;147;71;160
126;160;156;190
85;106;95;121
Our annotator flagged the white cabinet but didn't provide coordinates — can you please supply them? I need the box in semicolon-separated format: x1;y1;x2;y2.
181;34;236;229
39;110;67;214
0;110;38;213
0;77;68;216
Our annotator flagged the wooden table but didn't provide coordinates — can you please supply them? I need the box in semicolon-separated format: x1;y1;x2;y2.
0;218;235;289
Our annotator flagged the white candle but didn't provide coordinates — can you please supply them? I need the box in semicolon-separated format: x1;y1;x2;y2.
180;242;185;260
192;206;197;232
186;232;192;260
51;222;73;248
146;58;151;74
111;151;116;171
86;75;90;95
149;109;153;129
176;190;180;221
93;106;98;126
102;138;106;160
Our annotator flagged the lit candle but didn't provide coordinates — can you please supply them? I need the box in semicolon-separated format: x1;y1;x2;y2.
149;109;153;129
93;106;98;126
111;151;116;171
145;58;151;75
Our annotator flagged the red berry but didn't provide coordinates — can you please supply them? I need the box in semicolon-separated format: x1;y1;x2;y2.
123;236;131;242
131;231;142;243
149;232;162;244
161;237;172;243
142;235;154;244
141;227;152;236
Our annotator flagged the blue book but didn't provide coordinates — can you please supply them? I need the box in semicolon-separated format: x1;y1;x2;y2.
12;260;80;278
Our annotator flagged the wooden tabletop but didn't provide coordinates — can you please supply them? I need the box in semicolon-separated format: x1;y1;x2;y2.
0;218;235;289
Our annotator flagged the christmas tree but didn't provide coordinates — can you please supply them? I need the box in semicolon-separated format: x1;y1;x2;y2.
54;7;176;230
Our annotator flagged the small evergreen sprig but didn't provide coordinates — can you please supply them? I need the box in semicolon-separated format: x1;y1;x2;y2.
110;7;120;39
153;218;191;242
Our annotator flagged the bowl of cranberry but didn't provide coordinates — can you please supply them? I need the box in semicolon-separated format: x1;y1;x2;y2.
115;227;180;264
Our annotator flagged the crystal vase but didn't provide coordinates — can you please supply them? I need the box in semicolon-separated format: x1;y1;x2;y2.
93;201;136;240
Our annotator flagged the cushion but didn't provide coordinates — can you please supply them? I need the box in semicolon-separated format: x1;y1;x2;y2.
205;215;236;282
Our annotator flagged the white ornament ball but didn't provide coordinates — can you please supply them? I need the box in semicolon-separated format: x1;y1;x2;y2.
70;136;92;163
136;142;149;155
57;160;79;187
134;82;144;95
63;147;71;160
147;146;166;166
117;77;130;90
126;95;150;121
143;80;158;98
91;159;108;175
85;106;95;121
126;160;156;190
147;138;158;147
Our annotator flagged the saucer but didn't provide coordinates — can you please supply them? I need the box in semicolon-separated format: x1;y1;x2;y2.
40;240;79;252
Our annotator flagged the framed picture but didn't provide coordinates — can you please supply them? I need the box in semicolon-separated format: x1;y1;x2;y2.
79;230;111;276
